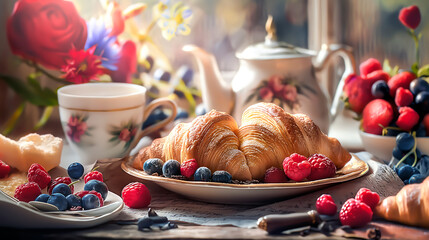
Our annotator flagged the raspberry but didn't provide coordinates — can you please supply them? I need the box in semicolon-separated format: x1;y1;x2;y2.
307;154;336;181
264;167;288;183
399;5;421;30
84;170;103;183
121;182;151;209
27;163;51;189
359;58;382;77
395;87;414;107
362;99;394;135
180;159;199;179
396;107;420;131
388;71;416;97
14;182;41;202
0;160;11;178
339;199;373;228
316;194;337;216
75;190;104;207
48;177;74;195
282;153;311;182
355;188;380;210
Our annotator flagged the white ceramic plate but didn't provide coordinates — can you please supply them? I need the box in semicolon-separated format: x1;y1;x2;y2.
122;154;368;205
0;190;124;229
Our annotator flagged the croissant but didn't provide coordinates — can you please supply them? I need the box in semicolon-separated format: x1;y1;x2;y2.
375;176;429;228
133;102;351;181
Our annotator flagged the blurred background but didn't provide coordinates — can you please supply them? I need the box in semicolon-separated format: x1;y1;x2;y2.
1;0;428;138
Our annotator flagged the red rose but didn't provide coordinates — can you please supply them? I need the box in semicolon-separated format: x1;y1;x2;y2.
399;5;421;30
7;0;87;70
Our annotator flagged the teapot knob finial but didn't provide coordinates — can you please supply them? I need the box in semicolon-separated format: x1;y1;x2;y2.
265;15;277;41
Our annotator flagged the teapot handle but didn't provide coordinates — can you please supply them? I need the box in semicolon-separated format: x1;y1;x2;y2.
313;44;356;122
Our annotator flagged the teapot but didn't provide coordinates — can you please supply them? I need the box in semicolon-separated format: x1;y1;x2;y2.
183;16;356;133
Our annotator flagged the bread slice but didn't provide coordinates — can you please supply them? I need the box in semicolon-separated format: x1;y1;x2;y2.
0;133;63;172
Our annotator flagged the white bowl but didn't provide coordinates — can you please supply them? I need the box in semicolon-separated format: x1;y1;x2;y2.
359;131;429;162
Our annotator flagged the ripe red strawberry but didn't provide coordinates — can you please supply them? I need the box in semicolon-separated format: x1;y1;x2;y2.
282;153;311;182
307;154;336;181
75;190;104;207
0;160;11;178
399;5;421;29
395;87;414;107
359;58;382;77
48;177;74;195
84;170;103;183
362;99;394;135
121;182;151;209
339;198;373;228
180;159;198;179
343;75;375;113
14;182;41;202
396;107;419;131
365;69;390;82
27;163;51;189
388;71;416;97
355;188;380;210
316;194;337;216
264;167;288;183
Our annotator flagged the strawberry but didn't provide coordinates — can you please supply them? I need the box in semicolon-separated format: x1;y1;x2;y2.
399;5;421;29
396;107;419;131
264;167;288;183
316;194;337;216
365;69;390;82
282;153;311;182
362;99;394;135
307;154;336;181
121;182;151;209
395;87;414;107
355;188;380;210
339;198;373;228
359;58;382;77
343;75;375;113
388;71;416;97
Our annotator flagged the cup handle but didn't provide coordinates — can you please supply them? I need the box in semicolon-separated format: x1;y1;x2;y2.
125;98;177;156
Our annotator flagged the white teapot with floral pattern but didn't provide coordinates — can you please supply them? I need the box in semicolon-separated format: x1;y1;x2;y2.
183;17;355;133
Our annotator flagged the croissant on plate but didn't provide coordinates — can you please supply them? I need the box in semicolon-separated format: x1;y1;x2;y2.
375;176;429;228
133;102;351;181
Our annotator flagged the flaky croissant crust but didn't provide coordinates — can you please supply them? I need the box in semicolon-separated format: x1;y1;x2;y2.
134;102;351;181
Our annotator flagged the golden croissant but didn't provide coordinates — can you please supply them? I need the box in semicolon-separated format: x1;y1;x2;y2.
133;102;351;180
375;176;429;228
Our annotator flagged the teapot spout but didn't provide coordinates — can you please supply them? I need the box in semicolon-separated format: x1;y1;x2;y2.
183;44;234;115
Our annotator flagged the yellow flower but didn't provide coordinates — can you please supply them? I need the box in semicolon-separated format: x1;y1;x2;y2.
158;2;192;41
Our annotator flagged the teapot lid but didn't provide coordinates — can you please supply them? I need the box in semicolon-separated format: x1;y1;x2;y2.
236;15;315;60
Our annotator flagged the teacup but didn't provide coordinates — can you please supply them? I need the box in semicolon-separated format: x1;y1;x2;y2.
57;82;177;166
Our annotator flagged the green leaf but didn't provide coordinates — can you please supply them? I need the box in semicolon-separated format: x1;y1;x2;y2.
33;106;54;131
1;103;25;136
383;59;399;77
417;64;429;77
411;62;419;75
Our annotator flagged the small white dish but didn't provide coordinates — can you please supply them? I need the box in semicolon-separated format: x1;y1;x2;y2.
359;131;429;162
122;154;368;205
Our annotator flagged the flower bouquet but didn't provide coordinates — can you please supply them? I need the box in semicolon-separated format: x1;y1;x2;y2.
342;5;429;185
1;0;200;136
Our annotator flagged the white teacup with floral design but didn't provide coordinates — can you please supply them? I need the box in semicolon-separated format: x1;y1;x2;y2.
58;82;177;166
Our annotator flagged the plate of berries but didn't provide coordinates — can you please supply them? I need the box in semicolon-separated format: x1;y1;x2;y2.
121;153;369;205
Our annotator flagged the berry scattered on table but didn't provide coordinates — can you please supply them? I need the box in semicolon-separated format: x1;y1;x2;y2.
82;193;100;210
143;158;164;175
35;193;50;203
193;167;211;181
264;167;288;183
162;159;181;178
355;188;380;210
52;183;72;197
27;163;51;189
84;180;108;200
48;177;74;195
67;162;84;179
47;193;68;211
316;194;337;216
282;153;311;182
180;159;198;179
14;182;42;202
339;198;373;228
121;182;151;209
0;160;11;178
66;194;82;209
84;170;103;183
212;171;232;183
307;154;336;181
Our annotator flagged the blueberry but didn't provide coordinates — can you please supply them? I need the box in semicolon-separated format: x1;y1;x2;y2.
193;167;211;181
415;91;429;114
143;158;164;175
416;124;427;137
195;104;207;116
384;124;404;136
371;80;390;99
47;193;68;211
396;132;415;152
409;174;426;184
404;179;409;185
143;108;168;129
175;109;189;120
35;194;50;203
410;78;429;95
82;194;100;210
392;146;405;160
84;180;108;200
153;69;171;82
175;65;194;86
67;162;84;179
52;183;72;197
397;165;415;181
211;171;232;183
162;159;181;178
66;194;82;209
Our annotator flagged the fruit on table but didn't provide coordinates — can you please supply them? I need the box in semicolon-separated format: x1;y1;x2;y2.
121;182;151;209
409;78;429;95
162;159;181;178
355;188;380;210
193;167;211;182
263;167;288;183
47;193;68;211
143;158;164;175
282;153;311;182
388;71;416;97
14;182;41;202
339;198;373;228
396;107;419;131
67;162;84;180
361;99;394;135
316;194;337;216
84;180;108;200
27;163;51;190
84;170;104;183
82;193;100;210
212;171;232;183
